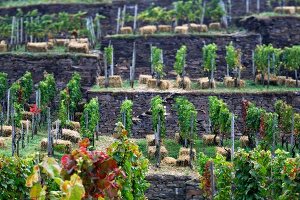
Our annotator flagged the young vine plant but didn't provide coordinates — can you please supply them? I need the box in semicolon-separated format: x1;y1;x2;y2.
150;95;166;138
119;99;133;137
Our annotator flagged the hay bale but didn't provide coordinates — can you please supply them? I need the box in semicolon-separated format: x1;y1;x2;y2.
62;129;81;143
120;26;133;34
277;76;286;85
198;77;215;89
21;120;31;129
70;38;89;44
67;121;80;131
41;138;72;153
285;77;297;87
216;147;231;157
162;157;177;166
188;23;208;33
27;42;48;52
146;134;155;146
255;74;278;85
158;25;172;33
209;22;221;31
240;136;249;147
159;80;171;90
47;42;54;49
274;6;296;15
22;111;33;121
176;155;190;167
175;132;181;143
139;75;152;84
176;76;192;90
0;41;8;52
296;7;300;14
49;39;70;46
147;78;158;89
174;26;188;34
148;146;168;159
203;134;220;146
239;79;246;88
179;147;196;160
97;76;123;88
109;75;123;88
224;76;235;88
139;25;157;35
0;137;6;148
1;126;17;137
67;42;89;54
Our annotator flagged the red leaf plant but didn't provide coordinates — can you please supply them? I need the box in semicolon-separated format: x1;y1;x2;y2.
29;104;41;114
61;138;125;199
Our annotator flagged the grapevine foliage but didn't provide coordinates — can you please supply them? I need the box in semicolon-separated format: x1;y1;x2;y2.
107;124;149;200
275;100;293;134
254;44;281;75
174;45;187;76
38;72;56;111
151;46;165;79
0;72;8;100
150;96;166;138
282;45;300;71
225;42;239;71
119;99;133;136
80;98;100;139
202;43;217;72
104;45;113;65
174;97;197;142
58;89;70;128
67;72;82;114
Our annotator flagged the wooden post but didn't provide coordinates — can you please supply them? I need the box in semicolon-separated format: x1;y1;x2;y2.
252;50;256;82
130;42;136;88
226;64;229;77
26;120;29;144
267;54;270;88
246;0;250;13
201;1;206;25
150;44;154;76
257;0;260;13
0;107;3;137
110;45;114;76
6;88;10;123
295;70;298;87
272;115;276;157
210;162;216;199
122;111;126;128
116;7;121;34
11;106;15;156
291;111;295;153
133;4;138;34
155;115;161;168
104;53;109;88
21;122;25;148
121;5;127;28
231;114;235;162
47;107;53;157
189;114;194;169
32;113;35;139
210;58;214;89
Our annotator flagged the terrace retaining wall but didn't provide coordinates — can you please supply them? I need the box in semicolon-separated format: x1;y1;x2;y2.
0;53;100;92
239;15;300;48
0;0;294;36
101;33;261;80
88;90;300;138
146;174;202;200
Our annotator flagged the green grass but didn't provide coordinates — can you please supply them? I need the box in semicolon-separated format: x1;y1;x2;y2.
90;79;300;93
0;127;65;159
0;0;112;8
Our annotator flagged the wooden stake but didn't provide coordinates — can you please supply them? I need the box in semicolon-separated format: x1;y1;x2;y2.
155;115;161;168
189;114;194;169
130;42;136;88
210;162;216;199
47;107;53;157
116;7;121;34
231;114;235;162
133;4;138;33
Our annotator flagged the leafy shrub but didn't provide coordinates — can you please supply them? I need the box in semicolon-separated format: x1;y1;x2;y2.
174;97;197;145
67;72;82;115
150;96;166;138
38;72;56;111
119;99;133;136
107;124;149;200
80;98;100;139
0;155;35;199
0;72;8;100
174;45;187;77
203;43;218;80
151;46;165;80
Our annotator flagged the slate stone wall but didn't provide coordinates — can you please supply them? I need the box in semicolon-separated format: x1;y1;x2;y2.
101;33;261;80
239;15;300;48
88;90;300;138
146;174;202;200
0;53;100;92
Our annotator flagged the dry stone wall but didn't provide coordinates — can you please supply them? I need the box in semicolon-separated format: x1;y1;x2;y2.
0;53;100;92
88;90;300;138
101;33;261;80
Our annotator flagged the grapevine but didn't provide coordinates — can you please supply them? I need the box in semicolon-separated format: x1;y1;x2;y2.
119;99;133;137
150;95;166;138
